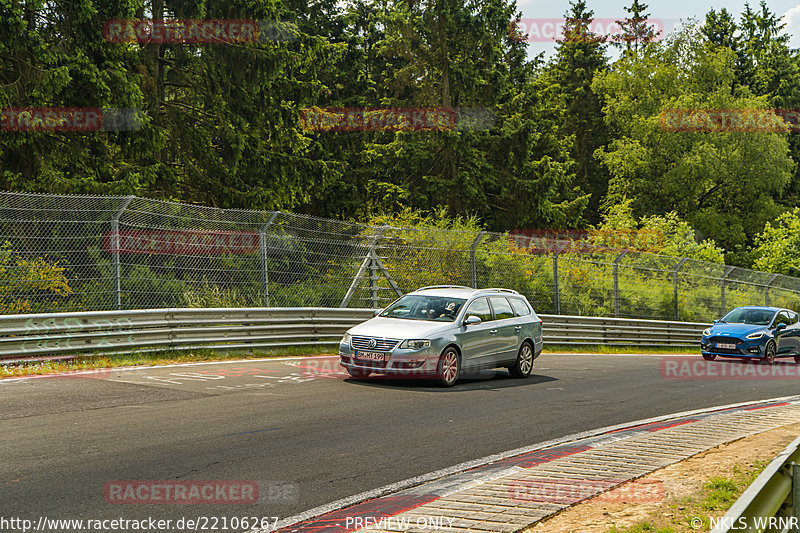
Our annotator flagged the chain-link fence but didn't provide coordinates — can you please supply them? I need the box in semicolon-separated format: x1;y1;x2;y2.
2;191;799;322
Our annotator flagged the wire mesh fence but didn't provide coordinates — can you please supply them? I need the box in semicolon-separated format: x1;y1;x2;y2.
2;190;800;321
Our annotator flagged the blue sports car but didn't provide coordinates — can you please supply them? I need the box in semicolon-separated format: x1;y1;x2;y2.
700;306;800;364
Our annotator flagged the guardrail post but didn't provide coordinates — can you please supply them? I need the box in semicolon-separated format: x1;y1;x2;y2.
613;251;628;318
111;196;134;310
765;273;779;307
260;211;279;307
673;258;688;321
720;266;734;317
470;231;486;288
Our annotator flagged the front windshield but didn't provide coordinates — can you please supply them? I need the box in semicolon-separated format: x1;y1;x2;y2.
379;295;466;322
720;308;776;326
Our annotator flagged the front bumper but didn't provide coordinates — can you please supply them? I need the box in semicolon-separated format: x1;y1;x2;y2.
338;341;439;376
700;336;765;358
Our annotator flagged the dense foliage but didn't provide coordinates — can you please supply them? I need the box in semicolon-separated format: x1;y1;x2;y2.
3;0;800;271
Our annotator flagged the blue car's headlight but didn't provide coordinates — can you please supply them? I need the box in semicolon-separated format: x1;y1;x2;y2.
399;339;431;350
703;328;711;336
746;331;766;340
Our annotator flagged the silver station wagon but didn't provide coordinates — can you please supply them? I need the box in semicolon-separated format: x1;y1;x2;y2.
339;286;544;386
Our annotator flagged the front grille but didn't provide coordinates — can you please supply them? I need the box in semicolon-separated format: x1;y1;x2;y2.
708;337;743;345
351;336;400;351
706;336;745;354
709;347;744;354
352;359;388;369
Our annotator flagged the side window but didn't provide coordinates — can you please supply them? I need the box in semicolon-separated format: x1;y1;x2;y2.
465;298;492;322
489;297;515;320
510;298;531;317
775;311;792;326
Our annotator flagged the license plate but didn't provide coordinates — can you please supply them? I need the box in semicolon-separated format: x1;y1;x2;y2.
355;351;385;361
716;343;736;350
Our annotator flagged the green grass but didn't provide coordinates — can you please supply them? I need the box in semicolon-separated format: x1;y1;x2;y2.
607;524;675;533
603;460;771;532
0;345;338;378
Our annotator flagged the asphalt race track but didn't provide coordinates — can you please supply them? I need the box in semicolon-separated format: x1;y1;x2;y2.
2;353;799;528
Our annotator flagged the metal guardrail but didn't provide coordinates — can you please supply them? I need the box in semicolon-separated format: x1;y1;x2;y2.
541;314;705;347
0;308;706;363
711;435;800;533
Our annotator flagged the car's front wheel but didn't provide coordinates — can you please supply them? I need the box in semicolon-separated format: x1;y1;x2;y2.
436;347;461;387
763;341;776;365
346;367;372;378
795;355;800;364
509;342;535;378
702;353;716;361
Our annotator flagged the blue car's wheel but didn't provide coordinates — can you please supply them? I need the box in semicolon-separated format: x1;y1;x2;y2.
763;341;776;365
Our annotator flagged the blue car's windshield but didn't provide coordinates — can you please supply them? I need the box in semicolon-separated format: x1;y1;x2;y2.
720;308;776;326
380;295;466;322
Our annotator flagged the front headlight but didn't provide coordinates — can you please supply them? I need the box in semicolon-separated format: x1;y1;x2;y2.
746;331;766;340
702;328;711;336
341;332;351;345
399;339;431;350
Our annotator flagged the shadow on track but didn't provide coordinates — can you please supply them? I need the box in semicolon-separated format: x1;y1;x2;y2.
343;370;557;392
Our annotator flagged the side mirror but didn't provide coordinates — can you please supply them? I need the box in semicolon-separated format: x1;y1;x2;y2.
776;322;788;331
373;309;383;317
464;315;482;326
712;319;719;324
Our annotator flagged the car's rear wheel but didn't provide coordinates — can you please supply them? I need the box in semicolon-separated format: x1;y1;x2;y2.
437;347;460;387
702;353;716;361
509;342;534;378
346;367;371;378
763;341;776;365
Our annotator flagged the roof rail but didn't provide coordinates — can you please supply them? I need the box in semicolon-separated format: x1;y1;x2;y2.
416;285;475;291
474;288;520;295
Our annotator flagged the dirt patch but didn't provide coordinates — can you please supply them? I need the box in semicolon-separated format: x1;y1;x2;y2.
523;422;800;533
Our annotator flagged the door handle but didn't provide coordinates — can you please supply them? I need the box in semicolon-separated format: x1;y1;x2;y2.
490;329;498;335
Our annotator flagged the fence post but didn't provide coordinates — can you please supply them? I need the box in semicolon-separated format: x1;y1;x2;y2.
340;226;386;308
111;196;134;310
553;246;565;315
765;273;779;307
259;211;280;307
369;249;380;309
673;258;688;321
613;251;628;318
470;231;486;288
720;266;734;317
